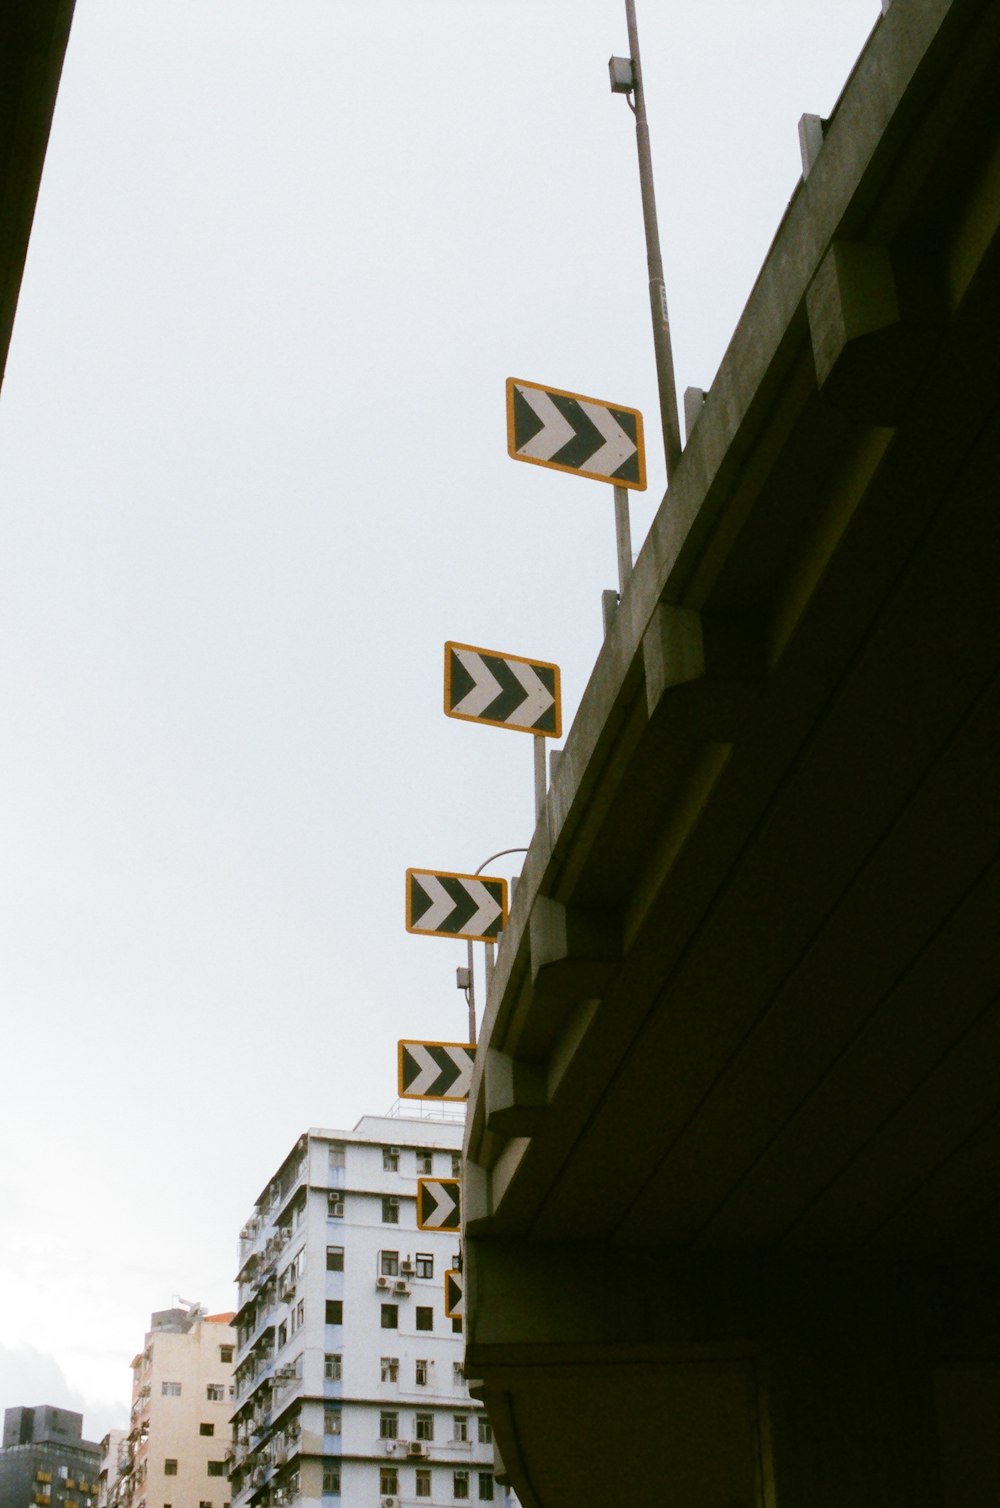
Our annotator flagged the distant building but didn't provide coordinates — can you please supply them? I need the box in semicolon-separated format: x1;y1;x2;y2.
230;1116;504;1508
110;1305;236;1508
0;1406;101;1508
95;1431;126;1508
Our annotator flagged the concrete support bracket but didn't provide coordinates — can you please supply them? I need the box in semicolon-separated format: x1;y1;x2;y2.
643;603;765;740
807;240;934;423
483;1047;548;1138
528;893;620;1005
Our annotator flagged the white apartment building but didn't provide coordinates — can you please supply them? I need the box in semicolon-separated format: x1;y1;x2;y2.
230;1117;503;1508
112;1305;237;1508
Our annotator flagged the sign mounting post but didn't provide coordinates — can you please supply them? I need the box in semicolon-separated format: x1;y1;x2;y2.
506;375;646;599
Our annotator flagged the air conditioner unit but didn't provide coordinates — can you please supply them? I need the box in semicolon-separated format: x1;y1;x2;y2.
389;1146;400;1157
387;1196;400;1208
376;1275;392;1290
407;1441;429;1459
382;1498;399;1508
399;1260;414;1275
393;1281;410;1295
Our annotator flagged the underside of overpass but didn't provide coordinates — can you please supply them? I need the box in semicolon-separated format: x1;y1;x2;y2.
463;1;1000;1503
0;0;76;390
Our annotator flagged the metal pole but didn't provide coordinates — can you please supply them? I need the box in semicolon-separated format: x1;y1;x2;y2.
614;483;633;593
466;938;477;1043
533;734;547;820
624;0;683;481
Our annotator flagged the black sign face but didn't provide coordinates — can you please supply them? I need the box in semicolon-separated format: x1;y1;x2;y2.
444;641;560;737
444;1268;464;1319
507;377;646;490
398;1040;475;1101
417;1177;461;1232
406;869;507;942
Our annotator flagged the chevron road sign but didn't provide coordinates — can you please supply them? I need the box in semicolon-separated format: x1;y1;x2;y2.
406;868;507;942
444;1269;464;1320
444;641;561;737
398;1040;476;1101
417;1178;461;1232
506;376;646;490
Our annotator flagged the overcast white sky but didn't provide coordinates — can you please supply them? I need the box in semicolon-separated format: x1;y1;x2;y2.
1;0;879;1440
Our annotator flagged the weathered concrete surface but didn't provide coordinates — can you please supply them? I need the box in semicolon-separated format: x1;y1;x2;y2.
465;1;1000;1503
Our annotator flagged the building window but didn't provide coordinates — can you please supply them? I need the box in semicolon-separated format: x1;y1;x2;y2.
325;1300;343;1325
477;1417;492;1444
328;1144;345;1170
327;1192;344;1218
324;1409;341;1436
380;1250;399;1277
415;1468;432;1499
199;1424;214;1437
163;1464;177;1478
454;1471;470;1500
452;1317;463;1334
322;1466;340;1494
206;1385;225;1402
415;1414;434;1441
415;1253;434;1280
277;1321;288;1350
207;1464;225;1478
326;1246;344;1271
219;1346;234;1364
478;1473;494;1501
380;1357;399;1382
453;1416;468;1442
291;1298;305;1333
324;1353;342;1380
380;1304;399;1329
416;1307;433;1331
379;1468;398;1496
416;1150;433;1175
383;1147;400;1171
379;1412;398;1440
451;1153;462;1178
453;1362;464;1384
199;1502;213;1508
161;1383;181;1397
415;1359;429;1386
381;1197;399;1224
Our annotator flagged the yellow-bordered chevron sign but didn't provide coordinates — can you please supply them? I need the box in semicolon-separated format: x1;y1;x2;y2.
398;1040;475;1101
444;641;561;738
506;376;646;490
444;1268;464;1319
417;1177;461;1232
406;868;507;942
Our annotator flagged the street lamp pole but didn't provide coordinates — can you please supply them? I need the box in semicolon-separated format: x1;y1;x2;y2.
613;0;682;482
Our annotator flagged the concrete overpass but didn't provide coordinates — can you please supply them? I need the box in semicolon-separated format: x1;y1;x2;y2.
463;0;1000;1503
0;0;76;393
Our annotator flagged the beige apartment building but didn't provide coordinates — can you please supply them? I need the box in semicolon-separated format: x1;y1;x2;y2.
110;1305;236;1508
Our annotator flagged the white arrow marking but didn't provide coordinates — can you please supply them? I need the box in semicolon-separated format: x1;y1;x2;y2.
577;399;637;477
462;879;503;938
406;1044;444;1097
411;873;456;933
423;1181;459;1228
452;649;503;719
506;659;555;728
515;384;575;460
444;1045;474;1098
